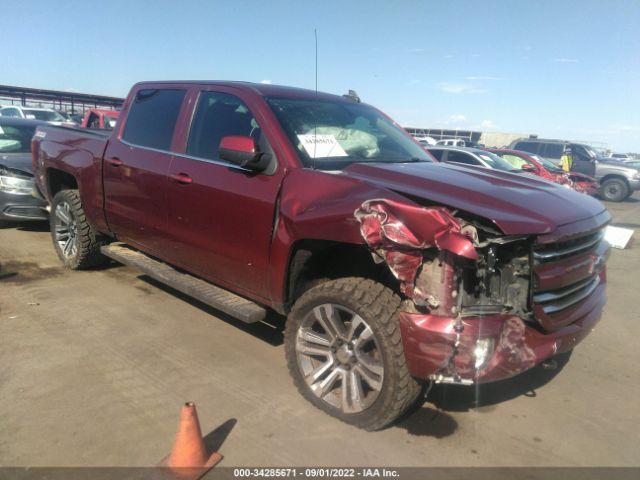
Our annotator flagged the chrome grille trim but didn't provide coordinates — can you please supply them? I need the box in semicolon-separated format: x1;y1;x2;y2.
533;230;605;262
534;275;600;314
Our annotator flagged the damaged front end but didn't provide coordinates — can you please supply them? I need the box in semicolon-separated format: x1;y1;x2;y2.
354;199;607;385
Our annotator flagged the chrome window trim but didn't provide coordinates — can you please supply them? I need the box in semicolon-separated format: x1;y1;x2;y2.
118;139;252;173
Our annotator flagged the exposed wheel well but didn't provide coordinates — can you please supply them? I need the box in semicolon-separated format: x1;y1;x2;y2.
599;174;629;187
47;169;78;197
284;240;398;311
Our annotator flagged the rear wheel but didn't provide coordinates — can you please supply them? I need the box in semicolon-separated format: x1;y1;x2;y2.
50;189;109;269
600;177;630;202
284;277;421;430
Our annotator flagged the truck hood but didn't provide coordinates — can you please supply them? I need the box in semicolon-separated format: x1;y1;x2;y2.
343;162;607;235
0;153;33;175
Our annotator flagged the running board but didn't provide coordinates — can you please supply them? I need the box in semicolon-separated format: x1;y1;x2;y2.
100;243;266;324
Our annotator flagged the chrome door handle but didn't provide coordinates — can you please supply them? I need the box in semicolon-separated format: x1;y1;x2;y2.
170;173;193;184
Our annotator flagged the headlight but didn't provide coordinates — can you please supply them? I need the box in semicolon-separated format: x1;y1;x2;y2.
473;338;494;370
633;172;640;180
0;166;33;195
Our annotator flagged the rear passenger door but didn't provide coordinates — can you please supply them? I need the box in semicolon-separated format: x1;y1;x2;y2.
103;87;187;256
165;87;285;301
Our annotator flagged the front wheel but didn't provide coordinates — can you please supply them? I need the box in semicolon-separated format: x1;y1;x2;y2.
600;177;630;202
284;277;421;431
50;189;109;269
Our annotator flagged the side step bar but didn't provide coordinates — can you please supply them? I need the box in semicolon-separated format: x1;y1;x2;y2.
100;243;266;324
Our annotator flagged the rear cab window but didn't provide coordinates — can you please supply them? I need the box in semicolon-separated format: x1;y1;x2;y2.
122;88;186;151
514;141;540;154
542;143;564;159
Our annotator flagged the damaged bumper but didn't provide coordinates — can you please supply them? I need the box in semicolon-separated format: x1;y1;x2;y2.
398;270;606;384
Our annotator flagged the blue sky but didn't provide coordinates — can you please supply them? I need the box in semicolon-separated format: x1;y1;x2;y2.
3;0;639;151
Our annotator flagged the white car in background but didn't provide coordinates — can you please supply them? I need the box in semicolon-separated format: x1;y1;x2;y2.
436;138;467;146
0;106;73;126
610;153;634;162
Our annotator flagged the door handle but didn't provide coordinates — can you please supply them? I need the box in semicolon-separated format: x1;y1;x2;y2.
106;157;123;167
170;173;193;185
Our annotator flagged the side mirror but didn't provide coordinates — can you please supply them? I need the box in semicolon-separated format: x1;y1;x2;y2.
219;135;270;172
521;163;537;172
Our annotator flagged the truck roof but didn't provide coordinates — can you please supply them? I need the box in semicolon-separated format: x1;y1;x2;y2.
132;81;354;103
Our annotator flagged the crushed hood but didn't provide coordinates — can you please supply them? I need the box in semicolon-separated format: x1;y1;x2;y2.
343;162;607;235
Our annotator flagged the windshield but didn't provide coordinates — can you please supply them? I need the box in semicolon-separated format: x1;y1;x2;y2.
265;97;431;169
0;124;36;153
477;152;520;172
578;144;598;158
23;109;65;122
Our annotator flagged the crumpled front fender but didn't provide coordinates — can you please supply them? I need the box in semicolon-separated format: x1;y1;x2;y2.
353;198;477;305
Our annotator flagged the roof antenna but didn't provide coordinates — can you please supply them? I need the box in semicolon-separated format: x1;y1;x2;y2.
313;28;318;169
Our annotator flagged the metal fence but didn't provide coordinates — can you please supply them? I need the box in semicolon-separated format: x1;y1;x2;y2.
0;84;124;114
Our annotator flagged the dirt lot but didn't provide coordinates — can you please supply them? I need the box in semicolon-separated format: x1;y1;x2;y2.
1;196;639;468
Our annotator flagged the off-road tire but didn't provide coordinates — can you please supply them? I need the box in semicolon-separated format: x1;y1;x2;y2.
284;277;422;431
600;177;630;202
50;189;109;269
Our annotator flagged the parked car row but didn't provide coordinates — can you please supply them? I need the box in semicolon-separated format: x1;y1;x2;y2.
24;80;610;430
0;117;48;226
0;105;119;131
507;138;640;202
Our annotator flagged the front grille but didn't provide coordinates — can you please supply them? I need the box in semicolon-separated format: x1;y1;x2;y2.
531;228;608;330
533;275;600;314
3;205;47;218
532;230;605;263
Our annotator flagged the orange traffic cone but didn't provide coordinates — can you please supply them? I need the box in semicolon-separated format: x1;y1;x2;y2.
159;402;223;479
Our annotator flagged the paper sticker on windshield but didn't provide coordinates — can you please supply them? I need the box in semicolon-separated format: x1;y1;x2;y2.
297;134;348;158
0;126;4;134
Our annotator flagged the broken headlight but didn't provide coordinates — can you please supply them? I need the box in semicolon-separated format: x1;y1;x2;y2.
0;165;34;195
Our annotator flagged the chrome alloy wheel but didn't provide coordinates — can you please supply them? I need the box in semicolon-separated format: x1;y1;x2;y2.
295;303;384;414
54;201;78;258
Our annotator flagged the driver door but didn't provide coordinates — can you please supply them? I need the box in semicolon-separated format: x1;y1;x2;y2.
165;87;285;301
569;144;596;177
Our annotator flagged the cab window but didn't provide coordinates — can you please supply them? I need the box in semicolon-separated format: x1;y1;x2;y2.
446;151;478;165
187;91;264;162
122;89;186;151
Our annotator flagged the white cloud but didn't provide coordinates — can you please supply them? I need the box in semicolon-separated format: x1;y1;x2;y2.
405;79;421;86
260;79;272;84
479;119;498;129
436;82;488;94
443;54;454;59
611;124;640;133
449;114;468;123
465;76;506;81
553;58;579;63
407;48;425;54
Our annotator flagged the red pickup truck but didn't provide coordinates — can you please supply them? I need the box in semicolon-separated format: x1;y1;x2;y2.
80;108;119;130
32;81;610;430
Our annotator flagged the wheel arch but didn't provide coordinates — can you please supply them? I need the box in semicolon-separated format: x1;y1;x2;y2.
47;168;78;198
283;239;398;312
599;173;630;187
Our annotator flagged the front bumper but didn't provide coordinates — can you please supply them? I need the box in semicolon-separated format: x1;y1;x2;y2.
399;271;606;384
627;177;640;191
0;190;48;222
